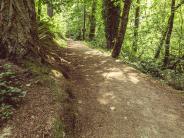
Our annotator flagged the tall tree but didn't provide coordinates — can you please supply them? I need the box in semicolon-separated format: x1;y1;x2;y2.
155;0;184;59
112;0;132;58
83;1;86;40
103;0;121;49
0;0;39;60
163;0;175;67
132;0;140;55
89;0;97;40
154;18;170;59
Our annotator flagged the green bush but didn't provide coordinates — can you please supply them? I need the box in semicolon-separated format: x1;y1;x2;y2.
0;64;26;122
0;104;14;121
0;84;26;105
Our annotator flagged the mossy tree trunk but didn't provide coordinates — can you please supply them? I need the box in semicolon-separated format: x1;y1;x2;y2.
132;0;140;55
163;0;175;67
154;21;169;59
0;0;39;60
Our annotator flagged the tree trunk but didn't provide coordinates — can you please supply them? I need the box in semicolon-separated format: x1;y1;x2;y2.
154;1;184;60
0;0;39;60
89;0;97;40
132;0;140;55
163;0;175;67
82;2;86;40
103;0;121;49
154;19;170;59
47;0;53;18
112;0;132;58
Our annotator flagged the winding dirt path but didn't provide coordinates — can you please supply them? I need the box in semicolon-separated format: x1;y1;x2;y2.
63;40;184;138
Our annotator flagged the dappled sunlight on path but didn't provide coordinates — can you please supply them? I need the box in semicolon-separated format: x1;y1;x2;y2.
63;40;184;138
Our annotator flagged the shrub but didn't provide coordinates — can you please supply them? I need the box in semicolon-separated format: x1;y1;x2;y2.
0;64;26;122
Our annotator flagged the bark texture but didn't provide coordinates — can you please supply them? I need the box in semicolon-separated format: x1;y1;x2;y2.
103;0;121;49
163;0;175;67
83;3;86;40
155;1;184;60
132;0;140;54
154;21;169;59
0;0;39;60
112;0;132;58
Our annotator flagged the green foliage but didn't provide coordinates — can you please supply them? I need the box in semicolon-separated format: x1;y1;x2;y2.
35;0;184;90
0;104;13;120
0;84;26;105
138;60;162;78
162;70;184;90
38;20;55;40
126;59;184;90
38;17;67;40
36;0;67;48
0;64;26;122
0;71;15;80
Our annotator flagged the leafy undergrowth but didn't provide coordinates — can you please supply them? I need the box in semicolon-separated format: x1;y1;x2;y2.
38;20;67;48
0;58;66;137
85;40;111;54
86;41;184;91
0;61;27;125
123;58;184;91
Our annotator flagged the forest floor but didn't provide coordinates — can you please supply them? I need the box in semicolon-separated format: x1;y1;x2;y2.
62;40;184;138
0;59;65;138
1;40;184;138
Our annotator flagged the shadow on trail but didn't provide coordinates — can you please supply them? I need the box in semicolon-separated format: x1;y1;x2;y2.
51;40;184;138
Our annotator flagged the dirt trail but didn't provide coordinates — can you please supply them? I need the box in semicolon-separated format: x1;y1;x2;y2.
62;40;184;138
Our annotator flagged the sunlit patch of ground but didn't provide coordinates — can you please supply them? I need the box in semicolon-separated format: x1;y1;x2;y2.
63;40;184;138
0;127;12;137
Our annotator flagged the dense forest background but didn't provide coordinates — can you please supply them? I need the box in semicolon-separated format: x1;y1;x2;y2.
0;0;183;91
34;0;184;90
